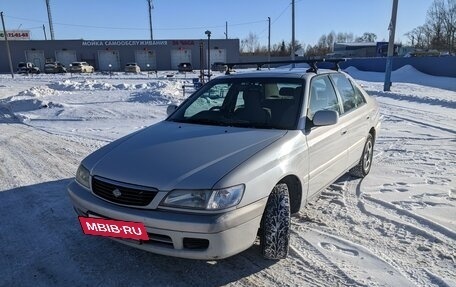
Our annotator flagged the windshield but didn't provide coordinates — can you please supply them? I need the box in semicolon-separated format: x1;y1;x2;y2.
168;78;304;130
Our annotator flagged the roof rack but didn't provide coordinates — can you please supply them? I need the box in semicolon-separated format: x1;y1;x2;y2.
222;58;347;75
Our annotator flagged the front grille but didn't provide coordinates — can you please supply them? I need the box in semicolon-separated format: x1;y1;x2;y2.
92;177;157;206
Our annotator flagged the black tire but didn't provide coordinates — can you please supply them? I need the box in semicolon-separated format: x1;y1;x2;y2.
260;183;291;260
350;133;374;178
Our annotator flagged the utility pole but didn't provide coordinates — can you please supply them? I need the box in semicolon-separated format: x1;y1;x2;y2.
45;0;55;40
1;12;14;78
268;17;271;67
291;0;295;62
384;0;399;91
43;24;47;40
147;0;154;40
205;30;211;81
199;41;205;84
225;21;228;39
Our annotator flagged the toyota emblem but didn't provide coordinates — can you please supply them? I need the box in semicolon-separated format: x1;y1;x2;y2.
112;188;122;198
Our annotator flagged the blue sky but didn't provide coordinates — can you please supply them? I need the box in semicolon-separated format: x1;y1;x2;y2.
1;0;433;46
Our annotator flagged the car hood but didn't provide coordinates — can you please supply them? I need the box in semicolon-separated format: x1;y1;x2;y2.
90;121;286;190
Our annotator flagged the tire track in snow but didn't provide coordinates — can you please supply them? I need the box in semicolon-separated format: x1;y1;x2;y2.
387;114;456;135
0;123;101;191
292;174;455;286
362;195;456;242
348;178;456;286
289;230;366;286
296;226;414;286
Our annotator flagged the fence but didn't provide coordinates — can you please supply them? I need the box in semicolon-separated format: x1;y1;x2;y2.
238;55;456;78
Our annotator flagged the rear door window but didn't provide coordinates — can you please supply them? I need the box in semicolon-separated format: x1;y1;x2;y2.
331;74;365;113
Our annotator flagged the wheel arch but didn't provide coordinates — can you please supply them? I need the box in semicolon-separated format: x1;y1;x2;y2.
278;175;302;214
369;127;376;141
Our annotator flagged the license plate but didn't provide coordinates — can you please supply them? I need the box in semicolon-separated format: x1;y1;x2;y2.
78;216;149;240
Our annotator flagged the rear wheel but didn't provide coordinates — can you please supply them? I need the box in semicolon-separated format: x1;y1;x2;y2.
350;133;374;177
260;183;291;260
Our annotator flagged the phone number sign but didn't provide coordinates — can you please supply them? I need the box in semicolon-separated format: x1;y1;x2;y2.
0;30;30;40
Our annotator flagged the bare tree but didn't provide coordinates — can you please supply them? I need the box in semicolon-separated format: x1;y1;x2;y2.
326;31;336;48
427;0;446;49
336;32;354;43
443;0;456;52
356;32;378;42
241;32;260;54
406;0;456;52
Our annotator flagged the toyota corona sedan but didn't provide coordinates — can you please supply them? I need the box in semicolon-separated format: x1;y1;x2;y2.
68;60;380;260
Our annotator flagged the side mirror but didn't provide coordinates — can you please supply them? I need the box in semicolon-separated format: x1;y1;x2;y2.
313;110;338;126
166;104;178;116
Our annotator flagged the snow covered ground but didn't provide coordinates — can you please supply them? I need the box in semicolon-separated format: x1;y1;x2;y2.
0;68;455;287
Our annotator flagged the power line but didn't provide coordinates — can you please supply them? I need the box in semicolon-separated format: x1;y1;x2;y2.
4;14;266;32
258;3;291;37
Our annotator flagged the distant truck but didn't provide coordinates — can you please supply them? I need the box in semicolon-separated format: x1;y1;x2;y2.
17;62;40;74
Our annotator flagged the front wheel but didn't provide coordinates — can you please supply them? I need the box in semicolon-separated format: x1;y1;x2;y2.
350;133;374;177
260;183;291;260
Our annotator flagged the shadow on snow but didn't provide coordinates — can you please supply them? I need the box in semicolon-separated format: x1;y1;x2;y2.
0;179;276;287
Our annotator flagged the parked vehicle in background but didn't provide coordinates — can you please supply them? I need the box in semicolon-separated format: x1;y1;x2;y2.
125;63;141;73
211;62;227;72
68;59;380;260
68;62;94;73
44;62;67;74
17;62;40;74
177;62;193;72
404;49;440;57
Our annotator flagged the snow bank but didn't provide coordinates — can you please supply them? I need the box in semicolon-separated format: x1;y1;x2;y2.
0;86;62;113
0;79;188;115
345;65;456;91
48;79;189;95
49;80;133;91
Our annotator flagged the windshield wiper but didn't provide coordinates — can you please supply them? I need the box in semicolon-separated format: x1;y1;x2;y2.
227;120;275;129
173;118;228;126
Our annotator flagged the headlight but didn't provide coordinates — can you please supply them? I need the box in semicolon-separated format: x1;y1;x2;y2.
161;185;244;210
75;164;90;189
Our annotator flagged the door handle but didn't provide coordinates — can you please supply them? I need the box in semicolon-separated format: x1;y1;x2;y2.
341;130;347;135
366;116;370;120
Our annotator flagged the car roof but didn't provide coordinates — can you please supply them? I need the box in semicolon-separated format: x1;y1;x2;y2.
216;67;343;80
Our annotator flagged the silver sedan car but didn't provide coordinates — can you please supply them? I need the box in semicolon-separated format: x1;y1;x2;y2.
68;62;380;260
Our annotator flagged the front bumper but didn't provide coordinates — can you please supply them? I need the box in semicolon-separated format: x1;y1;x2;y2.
67;180;266;260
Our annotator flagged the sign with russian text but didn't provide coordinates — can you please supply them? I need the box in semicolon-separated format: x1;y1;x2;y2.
0;30;30;40
78;216;149;240
82;40;168;46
